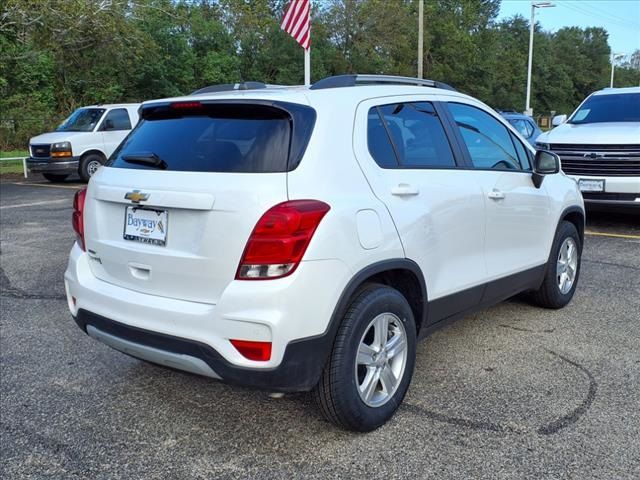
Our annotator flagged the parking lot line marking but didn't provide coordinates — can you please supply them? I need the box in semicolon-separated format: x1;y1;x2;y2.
585;231;640;240
10;182;83;190
0;199;69;210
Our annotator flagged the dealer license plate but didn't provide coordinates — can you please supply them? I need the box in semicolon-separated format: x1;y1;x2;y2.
123;206;168;246
578;179;605;193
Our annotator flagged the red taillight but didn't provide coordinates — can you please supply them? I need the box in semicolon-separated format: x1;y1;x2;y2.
72;188;87;251
236;200;330;280
230;339;272;361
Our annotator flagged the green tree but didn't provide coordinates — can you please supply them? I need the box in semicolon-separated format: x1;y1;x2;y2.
551;26;611;112
1;0;635;150
424;0;501;99
324;0;417;76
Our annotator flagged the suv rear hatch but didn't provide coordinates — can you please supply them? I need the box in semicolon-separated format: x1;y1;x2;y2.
84;99;315;304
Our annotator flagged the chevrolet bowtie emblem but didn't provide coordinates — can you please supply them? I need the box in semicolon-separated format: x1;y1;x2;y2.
124;190;149;203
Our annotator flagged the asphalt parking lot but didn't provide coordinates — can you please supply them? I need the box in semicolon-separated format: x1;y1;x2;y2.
1;177;639;479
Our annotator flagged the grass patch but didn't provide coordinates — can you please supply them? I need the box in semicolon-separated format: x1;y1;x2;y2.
0;160;26;175
0;150;28;175
1;150;28;159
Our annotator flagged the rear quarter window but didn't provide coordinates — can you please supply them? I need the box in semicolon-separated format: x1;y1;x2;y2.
108;102;315;173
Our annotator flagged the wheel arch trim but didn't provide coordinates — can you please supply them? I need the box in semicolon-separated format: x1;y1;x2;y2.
317;259;428;352
79;149;107;161
558;205;586;247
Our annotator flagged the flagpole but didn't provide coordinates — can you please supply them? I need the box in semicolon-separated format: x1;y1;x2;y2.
305;0;311;86
304;47;311;86
281;0;311;85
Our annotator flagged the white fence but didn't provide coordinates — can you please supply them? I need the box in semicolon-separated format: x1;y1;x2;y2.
0;157;28;178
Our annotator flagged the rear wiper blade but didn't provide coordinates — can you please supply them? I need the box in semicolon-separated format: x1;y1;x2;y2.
122;152;168;170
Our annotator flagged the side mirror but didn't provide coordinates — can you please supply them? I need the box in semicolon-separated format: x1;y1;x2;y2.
102;119;115;131
532;150;560;188
552;114;567;127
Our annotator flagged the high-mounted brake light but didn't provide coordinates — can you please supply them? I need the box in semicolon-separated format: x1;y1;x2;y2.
170;101;203;110
72;188;87;251
236;200;330;280
230;339;272;361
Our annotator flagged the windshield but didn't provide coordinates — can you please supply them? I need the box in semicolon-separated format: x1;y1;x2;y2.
56;108;106;132
569;93;640;124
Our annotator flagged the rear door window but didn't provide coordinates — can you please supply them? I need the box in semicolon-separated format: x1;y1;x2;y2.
367;112;399;168
367;102;456;168
108;103;313;173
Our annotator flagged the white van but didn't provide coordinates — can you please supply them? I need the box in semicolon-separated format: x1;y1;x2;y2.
28;104;140;182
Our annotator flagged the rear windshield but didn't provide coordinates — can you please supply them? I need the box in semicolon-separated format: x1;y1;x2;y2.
569;93;640;124
108;103;311;173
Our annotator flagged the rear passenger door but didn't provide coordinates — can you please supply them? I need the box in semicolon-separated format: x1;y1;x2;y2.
444;102;552;282
354;98;487;321
100;108;133;157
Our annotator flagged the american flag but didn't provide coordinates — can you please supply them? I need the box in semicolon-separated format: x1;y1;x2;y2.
280;0;311;50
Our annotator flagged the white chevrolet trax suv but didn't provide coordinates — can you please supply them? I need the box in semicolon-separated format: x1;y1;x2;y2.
65;75;585;431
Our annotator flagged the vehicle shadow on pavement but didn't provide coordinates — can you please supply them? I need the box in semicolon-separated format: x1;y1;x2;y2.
98;294;599;445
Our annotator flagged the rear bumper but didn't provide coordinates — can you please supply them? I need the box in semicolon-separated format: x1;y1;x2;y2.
27;157;79;174
64;243;351;391
74;309;332;392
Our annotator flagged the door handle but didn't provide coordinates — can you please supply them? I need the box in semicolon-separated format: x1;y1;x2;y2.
391;183;419;196
488;189;505;200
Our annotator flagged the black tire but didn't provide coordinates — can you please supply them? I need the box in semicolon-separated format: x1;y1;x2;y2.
531;221;581;309
42;173;69;183
312;283;417;432
79;153;105;182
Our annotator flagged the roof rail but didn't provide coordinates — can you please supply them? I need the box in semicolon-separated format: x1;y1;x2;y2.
309;74;457;92
191;82;267;95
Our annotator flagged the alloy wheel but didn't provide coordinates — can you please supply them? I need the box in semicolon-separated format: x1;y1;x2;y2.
556;237;578;294
355;312;408;407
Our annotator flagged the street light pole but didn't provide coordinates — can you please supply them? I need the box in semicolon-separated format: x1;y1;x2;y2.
610;61;615;88
418;0;424;79
610;53;625;88
525;2;555;117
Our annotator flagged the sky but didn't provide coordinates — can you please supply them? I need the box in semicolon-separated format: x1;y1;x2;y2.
497;0;640;57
